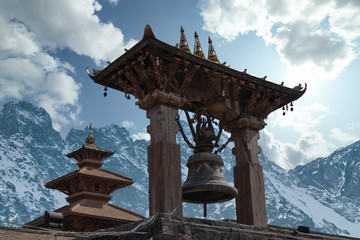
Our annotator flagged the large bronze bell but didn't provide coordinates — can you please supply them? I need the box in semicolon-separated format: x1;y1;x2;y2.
177;112;237;216
182;150;238;204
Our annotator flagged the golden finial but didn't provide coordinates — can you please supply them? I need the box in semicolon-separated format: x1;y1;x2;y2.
207;37;219;63
179;26;190;53
194;31;205;59
85;123;96;145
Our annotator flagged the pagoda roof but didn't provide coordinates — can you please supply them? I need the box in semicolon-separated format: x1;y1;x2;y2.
26;202;145;228
88;25;306;121
66;144;114;161
66;201;145;222
45;168;134;193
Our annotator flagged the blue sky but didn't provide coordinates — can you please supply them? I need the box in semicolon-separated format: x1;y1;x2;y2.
0;0;359;170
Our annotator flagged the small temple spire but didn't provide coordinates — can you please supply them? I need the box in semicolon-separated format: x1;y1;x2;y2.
208;37;220;63
194;31;205;59
179;26;190;53
85;123;96;146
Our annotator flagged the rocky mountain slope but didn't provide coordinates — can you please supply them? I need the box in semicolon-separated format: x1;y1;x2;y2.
0;101;359;237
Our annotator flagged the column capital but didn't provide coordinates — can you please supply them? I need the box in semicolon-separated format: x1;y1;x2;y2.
146;104;179;145
136;90;186;110
223;116;266;133
231;128;261;165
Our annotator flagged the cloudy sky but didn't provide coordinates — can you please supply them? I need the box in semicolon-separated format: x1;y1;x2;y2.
0;0;359;170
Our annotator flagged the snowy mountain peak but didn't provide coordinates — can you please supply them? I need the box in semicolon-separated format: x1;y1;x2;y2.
290;140;360;199
0;101;59;143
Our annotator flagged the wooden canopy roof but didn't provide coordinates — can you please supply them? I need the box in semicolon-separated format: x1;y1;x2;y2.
88;25;306;123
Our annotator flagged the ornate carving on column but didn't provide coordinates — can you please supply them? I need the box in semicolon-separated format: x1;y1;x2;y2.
224;116;267;226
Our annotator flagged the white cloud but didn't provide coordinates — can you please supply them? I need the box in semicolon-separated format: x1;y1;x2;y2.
274;21;356;80
347;122;360;132
330;1;360;41
131;132;150;141
107;0;119;5
260;129;335;170
0;17;81;131
269;103;329;133
330;128;359;145
121;120;136;129
199;0;271;41
0;0;137;131
198;0;360;80
0;0;137;65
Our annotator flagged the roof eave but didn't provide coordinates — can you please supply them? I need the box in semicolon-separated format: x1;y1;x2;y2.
90;28;305;98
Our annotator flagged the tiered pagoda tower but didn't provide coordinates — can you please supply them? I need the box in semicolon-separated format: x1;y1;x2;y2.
28;124;144;232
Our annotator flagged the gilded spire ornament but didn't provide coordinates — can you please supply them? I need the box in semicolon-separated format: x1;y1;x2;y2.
194;31;205;59
208;37;219;63
179;26;190;53
85;123;96;146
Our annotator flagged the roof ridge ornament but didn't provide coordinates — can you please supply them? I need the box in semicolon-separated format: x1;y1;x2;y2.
85;123;96;146
142;24;156;40
179;26;191;53
207;37;219;63
194;31;205;59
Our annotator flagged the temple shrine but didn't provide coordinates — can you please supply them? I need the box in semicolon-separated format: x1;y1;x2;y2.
87;25;306;227
27;124;144;231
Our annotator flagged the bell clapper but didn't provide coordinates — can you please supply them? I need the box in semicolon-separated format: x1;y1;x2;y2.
204;203;207;218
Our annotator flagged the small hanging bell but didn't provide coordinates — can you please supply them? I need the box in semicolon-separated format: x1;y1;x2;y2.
103;87;108;97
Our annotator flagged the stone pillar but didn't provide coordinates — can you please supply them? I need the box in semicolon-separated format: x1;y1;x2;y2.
225;117;267;226
146;104;182;216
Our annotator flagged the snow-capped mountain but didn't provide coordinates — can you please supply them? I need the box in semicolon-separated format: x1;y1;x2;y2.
0;101;359;237
0;101;74;224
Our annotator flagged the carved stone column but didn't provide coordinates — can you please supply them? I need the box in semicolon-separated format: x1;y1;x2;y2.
138;92;184;216
224;117;267;226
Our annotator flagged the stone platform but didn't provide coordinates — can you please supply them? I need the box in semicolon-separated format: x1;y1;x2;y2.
76;213;360;240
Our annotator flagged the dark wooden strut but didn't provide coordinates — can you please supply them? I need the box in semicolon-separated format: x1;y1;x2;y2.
87;24;307;225
165;60;179;92
175;116;195;149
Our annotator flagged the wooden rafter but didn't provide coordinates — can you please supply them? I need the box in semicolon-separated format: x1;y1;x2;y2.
165;60;179;92
149;49;162;89
125;67;144;99
254;90;272;117
245;88;261;115
180;68;197;96
132;60;155;94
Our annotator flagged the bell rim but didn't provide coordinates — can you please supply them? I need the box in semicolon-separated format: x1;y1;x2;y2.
182;184;238;204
